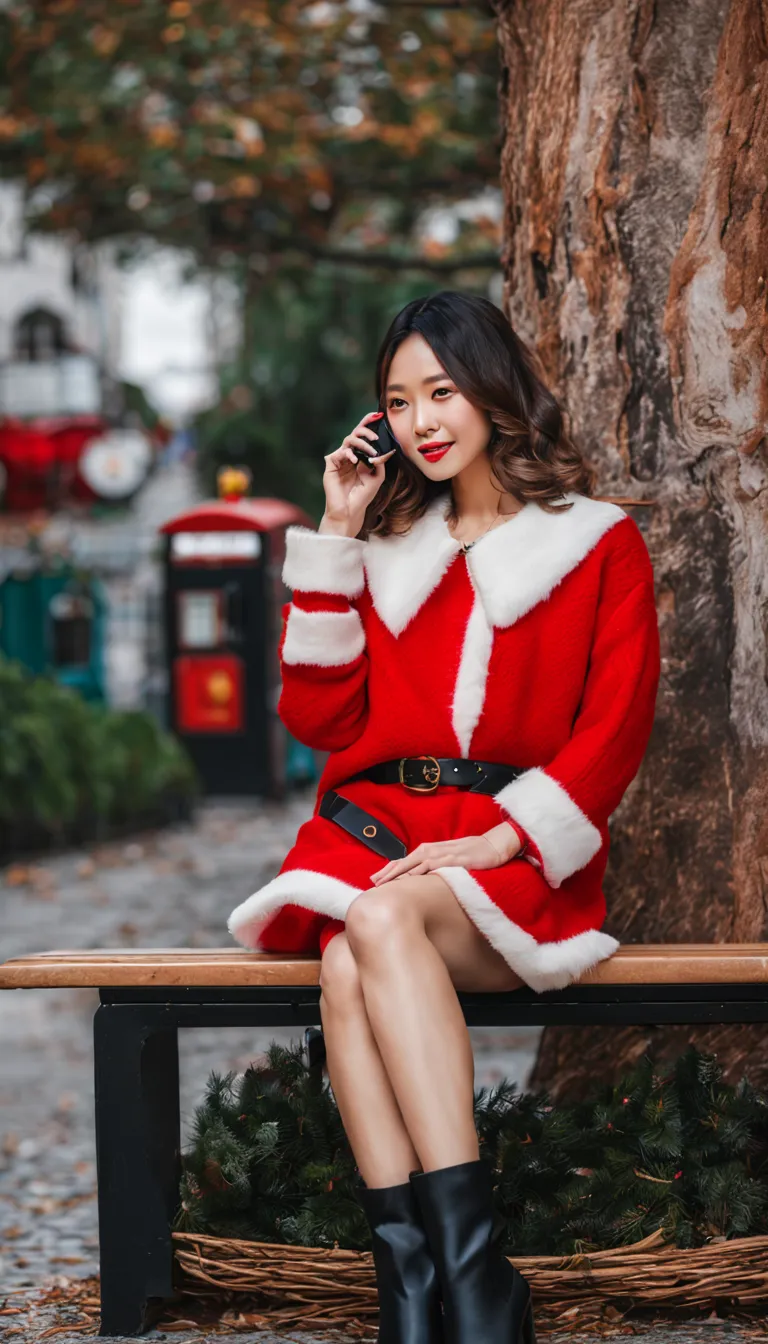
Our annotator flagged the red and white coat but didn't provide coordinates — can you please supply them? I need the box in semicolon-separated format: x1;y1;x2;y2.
227;491;660;992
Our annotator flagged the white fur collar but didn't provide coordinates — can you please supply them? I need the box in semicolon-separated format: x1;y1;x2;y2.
363;492;627;635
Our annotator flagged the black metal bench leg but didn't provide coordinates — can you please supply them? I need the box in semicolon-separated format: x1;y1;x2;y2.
94;1004;181;1336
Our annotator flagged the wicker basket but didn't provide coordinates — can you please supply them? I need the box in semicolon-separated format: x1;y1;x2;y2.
173;1226;768;1327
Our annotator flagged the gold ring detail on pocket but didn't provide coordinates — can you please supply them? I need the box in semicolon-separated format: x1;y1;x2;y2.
363;824;377;838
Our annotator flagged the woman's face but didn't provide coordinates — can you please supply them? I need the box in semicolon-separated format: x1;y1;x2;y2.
384;332;493;478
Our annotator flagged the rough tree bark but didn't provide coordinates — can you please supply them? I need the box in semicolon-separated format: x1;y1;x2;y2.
496;0;768;1098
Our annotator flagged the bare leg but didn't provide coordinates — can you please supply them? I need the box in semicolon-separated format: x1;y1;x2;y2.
319;929;421;1187
344;873;523;1174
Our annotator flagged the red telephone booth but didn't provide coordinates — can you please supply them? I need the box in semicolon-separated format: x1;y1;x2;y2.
160;487;313;797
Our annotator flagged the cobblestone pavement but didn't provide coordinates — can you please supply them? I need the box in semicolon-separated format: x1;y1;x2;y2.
2;1295;765;1344
0;796;542;1340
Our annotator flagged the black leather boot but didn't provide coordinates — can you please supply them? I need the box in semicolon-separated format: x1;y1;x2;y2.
410;1159;534;1344
358;1175;444;1343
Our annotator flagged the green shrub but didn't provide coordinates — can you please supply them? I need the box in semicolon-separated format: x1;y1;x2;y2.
175;1044;768;1254
0;655;198;850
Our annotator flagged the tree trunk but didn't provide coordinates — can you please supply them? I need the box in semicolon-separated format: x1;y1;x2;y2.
496;0;768;1098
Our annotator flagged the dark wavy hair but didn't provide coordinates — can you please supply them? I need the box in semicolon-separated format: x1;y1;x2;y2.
360;290;596;538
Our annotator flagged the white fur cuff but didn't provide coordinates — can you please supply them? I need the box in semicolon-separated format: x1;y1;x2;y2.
493;767;602;888
282;605;366;667
282;526;366;597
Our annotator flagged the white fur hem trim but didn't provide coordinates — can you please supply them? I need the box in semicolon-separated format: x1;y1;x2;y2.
282;526;366;597
434;865;619;992
282;606;365;666
227;869;364;950
493;768;602;888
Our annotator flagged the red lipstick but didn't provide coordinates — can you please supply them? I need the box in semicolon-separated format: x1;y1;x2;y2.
418;441;454;463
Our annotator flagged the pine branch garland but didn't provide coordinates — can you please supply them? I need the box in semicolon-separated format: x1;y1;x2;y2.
175;1044;768;1256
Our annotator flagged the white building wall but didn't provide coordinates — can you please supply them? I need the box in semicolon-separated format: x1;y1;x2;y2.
0;184;242;422
0;183;123;372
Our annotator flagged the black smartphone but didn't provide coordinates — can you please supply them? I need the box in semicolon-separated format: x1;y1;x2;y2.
352;413;401;467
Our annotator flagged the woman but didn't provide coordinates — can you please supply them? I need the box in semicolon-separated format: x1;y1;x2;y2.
228;290;660;1344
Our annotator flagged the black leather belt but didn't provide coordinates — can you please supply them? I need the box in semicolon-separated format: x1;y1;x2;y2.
319;790;407;861
344;756;525;795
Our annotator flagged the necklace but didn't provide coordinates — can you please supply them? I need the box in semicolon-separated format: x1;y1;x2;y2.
451;511;517;554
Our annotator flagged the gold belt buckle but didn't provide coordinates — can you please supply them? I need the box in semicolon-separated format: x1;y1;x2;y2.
399;755;441;792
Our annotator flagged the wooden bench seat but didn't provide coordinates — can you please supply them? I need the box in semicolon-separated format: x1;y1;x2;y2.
2;942;766;1336
2;942;768;988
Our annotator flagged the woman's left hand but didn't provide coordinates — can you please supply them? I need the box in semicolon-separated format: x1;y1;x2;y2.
371;830;518;884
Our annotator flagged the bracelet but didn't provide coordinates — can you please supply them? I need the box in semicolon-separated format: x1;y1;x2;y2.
481;833;506;864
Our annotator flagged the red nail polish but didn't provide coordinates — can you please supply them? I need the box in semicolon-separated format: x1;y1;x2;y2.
372;412;384;419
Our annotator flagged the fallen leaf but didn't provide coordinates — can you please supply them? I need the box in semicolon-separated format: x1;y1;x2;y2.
4;866;31;886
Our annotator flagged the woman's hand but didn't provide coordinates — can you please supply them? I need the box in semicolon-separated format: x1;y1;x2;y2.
371;824;522;884
319;411;396;539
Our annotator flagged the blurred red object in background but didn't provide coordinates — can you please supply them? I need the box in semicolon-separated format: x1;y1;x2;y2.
0;415;106;511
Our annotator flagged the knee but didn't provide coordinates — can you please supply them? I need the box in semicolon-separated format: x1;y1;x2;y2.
345;882;420;958
318;930;363;1009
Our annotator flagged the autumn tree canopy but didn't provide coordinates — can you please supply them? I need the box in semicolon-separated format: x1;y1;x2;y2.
0;0;503;270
